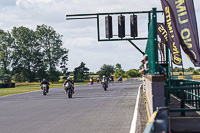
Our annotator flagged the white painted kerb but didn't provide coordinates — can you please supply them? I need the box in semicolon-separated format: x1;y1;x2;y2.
129;84;142;133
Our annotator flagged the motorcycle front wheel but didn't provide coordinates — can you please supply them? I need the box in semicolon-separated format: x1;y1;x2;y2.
43;89;46;95
68;89;72;98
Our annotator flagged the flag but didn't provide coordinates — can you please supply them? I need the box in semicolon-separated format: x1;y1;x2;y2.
164;0;200;66
158;0;183;66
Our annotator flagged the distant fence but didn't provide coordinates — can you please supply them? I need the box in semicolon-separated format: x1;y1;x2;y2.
171;74;200;80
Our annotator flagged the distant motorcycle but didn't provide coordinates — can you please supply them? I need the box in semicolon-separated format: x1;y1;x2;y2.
42;84;48;95
90;78;94;85
102;79;108;91
64;82;73;98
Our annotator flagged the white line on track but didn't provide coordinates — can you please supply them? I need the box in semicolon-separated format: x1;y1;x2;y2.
129;84;142;133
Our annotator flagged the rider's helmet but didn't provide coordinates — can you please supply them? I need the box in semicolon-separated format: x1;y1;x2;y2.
103;75;105;78
43;78;46;81
67;77;71;80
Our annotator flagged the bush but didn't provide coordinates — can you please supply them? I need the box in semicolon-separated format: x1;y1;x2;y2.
192;70;199;75
126;69;141;78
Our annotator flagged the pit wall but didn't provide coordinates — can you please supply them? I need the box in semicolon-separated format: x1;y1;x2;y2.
145;75;165;119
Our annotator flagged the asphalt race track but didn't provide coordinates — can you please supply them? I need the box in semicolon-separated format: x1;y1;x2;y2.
0;80;141;133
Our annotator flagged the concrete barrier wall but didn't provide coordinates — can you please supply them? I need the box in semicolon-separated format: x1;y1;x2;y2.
145;75;165;119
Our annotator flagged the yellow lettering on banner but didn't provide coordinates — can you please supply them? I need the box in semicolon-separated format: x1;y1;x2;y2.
174;54;182;64
158;25;168;42
178;12;188;24
175;0;185;13
186;50;197;60
165;6;174;34
184;39;192;48
173;42;180;54
181;28;190;39
181;28;192;48
167;21;173;33
165;6;170;14
176;0;188;24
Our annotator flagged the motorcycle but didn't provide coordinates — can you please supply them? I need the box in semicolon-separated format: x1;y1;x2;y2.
102;82;108;91
64;82;73;98
90;78;94;85
42;84;48;95
102;79;108;91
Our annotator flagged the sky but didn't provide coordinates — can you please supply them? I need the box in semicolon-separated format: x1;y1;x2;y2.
0;0;200;72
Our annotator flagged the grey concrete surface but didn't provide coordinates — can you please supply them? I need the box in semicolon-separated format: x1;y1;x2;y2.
0;80;141;133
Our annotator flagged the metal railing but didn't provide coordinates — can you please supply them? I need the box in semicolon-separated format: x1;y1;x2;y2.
165;79;200;116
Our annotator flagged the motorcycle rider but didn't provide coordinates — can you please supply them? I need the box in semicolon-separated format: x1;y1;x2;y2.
90;76;94;85
64;77;74;93
102;75;108;83
96;76;100;83
101;75;108;89
40;78;50;93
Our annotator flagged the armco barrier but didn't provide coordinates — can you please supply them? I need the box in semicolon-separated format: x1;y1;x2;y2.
193;75;200;80
171;74;200;80
143;107;170;133
0;83;15;88
178;76;185;79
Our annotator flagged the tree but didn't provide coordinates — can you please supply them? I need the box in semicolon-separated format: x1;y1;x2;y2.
114;63;125;78
60;50;69;76
173;67;182;72
97;64;115;78
11;26;38;82
115;63;122;71
0;30;13;75
126;69;141;78
192;70;199;75
73;62;89;80
186;67;195;72
36;24;67;82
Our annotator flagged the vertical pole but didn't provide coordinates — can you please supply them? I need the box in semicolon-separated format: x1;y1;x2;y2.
152;8;159;75
97;15;100;41
166;47;170;78
148;11;151;32
180;89;185;116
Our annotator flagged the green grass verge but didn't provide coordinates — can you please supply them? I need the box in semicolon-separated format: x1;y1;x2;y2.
0;82;87;97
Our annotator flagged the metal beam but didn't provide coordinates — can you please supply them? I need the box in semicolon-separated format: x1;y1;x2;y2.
128;40;145;55
66;10;163;20
99;38;148;41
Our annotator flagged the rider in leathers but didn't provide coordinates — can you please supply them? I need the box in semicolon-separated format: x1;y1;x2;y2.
64;77;75;93
40;79;50;93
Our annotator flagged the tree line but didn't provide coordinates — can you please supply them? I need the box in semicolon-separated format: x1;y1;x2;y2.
0;24;68;82
72;62;142;81
172;67;200;75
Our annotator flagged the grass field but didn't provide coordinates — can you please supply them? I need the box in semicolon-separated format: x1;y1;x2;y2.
0;82;87;97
